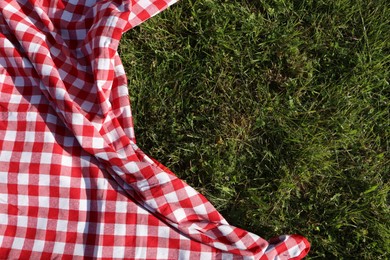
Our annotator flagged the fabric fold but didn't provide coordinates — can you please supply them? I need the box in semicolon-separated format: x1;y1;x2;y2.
0;0;310;259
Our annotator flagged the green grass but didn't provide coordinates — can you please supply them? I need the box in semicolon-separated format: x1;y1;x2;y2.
119;0;389;258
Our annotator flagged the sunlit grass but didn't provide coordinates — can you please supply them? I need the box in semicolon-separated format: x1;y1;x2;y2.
119;0;389;258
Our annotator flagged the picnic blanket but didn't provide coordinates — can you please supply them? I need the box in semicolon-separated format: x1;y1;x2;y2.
0;0;310;259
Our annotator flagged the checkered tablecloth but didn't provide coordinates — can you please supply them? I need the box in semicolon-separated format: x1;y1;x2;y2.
0;0;310;259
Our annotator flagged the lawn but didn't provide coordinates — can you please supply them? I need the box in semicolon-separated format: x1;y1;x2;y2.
119;0;389;258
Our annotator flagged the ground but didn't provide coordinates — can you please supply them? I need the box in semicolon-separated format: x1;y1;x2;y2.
119;0;389;258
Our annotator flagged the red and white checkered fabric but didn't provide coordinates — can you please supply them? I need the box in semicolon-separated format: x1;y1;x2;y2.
0;0;310;259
